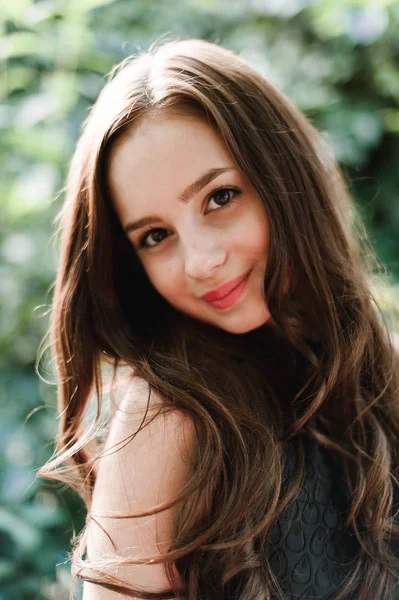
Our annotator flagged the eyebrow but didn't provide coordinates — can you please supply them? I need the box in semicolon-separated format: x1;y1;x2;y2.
123;166;236;235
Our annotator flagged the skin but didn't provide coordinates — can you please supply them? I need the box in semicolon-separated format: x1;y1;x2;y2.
108;115;271;334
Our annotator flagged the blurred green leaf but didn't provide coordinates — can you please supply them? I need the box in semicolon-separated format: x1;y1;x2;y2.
3;128;66;164
0;66;37;99
0;507;42;554
0;32;50;60
0;0;32;21
66;0;117;14
0;558;16;581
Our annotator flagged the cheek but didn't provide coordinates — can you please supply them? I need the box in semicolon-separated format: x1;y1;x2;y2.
248;215;269;258
258;225;269;254
144;263;182;299
238;199;269;253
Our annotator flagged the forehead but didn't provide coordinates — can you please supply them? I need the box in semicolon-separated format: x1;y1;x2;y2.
107;116;235;217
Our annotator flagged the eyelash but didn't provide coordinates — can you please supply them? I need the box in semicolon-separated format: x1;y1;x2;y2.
137;186;242;250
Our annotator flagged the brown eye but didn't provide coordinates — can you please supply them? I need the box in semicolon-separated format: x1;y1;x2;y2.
138;228;168;249
207;187;241;211
212;190;231;205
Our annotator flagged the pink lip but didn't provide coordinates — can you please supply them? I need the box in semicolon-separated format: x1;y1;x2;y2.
201;269;252;303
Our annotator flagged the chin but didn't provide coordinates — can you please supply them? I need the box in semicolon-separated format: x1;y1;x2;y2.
178;302;271;335
221;321;266;335
218;308;272;335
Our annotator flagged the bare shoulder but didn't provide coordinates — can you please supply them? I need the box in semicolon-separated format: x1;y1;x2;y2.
99;376;197;491
83;376;197;599
391;332;399;353
104;373;196;459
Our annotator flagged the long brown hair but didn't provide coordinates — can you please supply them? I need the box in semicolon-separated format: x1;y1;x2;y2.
38;39;399;599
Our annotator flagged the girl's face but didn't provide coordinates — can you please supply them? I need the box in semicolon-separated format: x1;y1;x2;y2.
108;115;271;334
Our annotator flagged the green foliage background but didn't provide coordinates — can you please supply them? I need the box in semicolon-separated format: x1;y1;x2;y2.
1;0;398;598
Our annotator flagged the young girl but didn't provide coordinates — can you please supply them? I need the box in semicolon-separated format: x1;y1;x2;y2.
38;39;399;599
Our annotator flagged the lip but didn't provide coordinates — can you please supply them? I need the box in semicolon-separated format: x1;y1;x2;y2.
201;269;252;303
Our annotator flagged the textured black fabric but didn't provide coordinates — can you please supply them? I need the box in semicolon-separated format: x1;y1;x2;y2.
224;435;399;599
262;340;361;598
267;431;361;599
219;333;399;598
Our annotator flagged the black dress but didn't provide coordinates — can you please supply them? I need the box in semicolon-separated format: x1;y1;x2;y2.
227;335;398;599
191;326;398;598
267;427;361;599
264;338;361;599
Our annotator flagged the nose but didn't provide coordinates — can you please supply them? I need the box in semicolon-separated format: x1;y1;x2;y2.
183;236;227;281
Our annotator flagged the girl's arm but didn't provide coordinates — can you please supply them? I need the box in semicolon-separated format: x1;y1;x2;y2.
82;378;196;599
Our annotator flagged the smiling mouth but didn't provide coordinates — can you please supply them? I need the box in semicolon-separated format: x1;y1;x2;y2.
203;269;252;310
201;269;252;302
